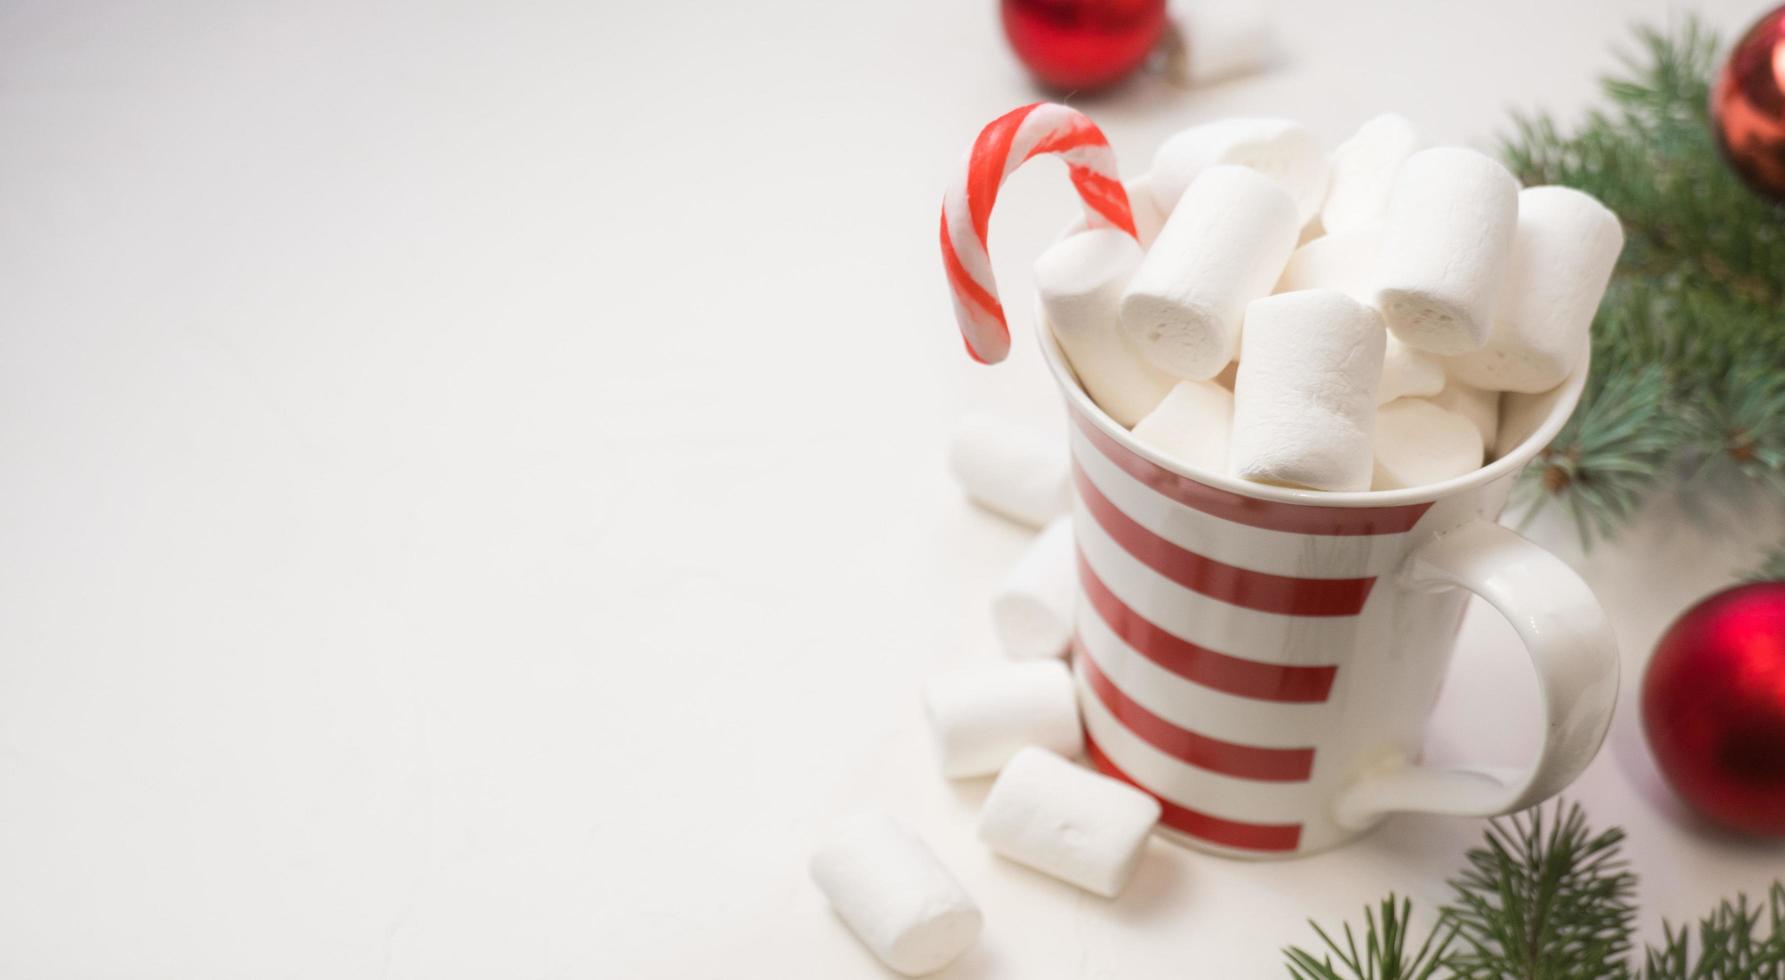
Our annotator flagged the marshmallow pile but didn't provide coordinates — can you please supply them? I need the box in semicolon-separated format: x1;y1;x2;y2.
810;525;1148;974
813;656;1157;974
1039;114;1624;492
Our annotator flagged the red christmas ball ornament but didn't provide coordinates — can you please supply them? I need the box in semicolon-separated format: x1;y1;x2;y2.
1001;0;1167;92
1642;582;1785;836
1711;3;1785;203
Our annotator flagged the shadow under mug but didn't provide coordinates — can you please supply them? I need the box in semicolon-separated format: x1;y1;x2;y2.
1038;311;1619;859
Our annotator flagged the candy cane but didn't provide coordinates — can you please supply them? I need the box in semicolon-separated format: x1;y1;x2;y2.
940;103;1138;365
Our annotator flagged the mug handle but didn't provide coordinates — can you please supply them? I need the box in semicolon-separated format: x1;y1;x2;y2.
1332;518;1619;829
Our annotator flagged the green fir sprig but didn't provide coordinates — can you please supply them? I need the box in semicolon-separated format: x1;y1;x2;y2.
1643;883;1785;979
1443;803;1637;978
1749;544;1785;582
1502;19;1785;545
1282;801;1785;978
1286;895;1458;980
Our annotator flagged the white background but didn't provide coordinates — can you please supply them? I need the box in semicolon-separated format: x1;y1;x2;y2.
2;1;1783;976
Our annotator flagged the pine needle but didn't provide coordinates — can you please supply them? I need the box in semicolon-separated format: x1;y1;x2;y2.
1642;883;1785;979
1443;802;1638;978
1748;544;1785;582
1285;895;1459;980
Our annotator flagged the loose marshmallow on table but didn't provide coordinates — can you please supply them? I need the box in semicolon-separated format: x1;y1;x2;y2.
991;516;1075;661
1170;0;1277;88
1372;397;1485;490
1123;165;1300;379
925;660;1082;778
1448;186;1624;393
978;747;1161;897
1431;379;1501;449
1148;118;1328;228
1320;113;1422;234
948;413;1068;529
1273;227;1444;405
1375;147;1520;355
810;813;982;976
1035;230;1177;427
1131;380;1233;474
1231;290;1387;492
1123;174;1169;249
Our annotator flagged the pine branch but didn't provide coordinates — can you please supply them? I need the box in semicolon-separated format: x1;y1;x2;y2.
1642;883;1785;979
1517;358;1676;548
1279;801;1785;979
1748;544;1785;583
1285;894;1458;980
1442;801;1638;978
1501;18;1785;544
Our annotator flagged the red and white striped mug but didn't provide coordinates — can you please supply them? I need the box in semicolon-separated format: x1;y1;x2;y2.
1039;323;1618;859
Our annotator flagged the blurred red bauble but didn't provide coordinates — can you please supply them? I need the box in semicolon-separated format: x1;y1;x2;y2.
1711;3;1785;202
1642;582;1785;836
1001;0;1167;92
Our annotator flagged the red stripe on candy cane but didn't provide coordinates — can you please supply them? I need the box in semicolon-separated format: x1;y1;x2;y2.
1077;550;1338;703
939;213;1002;321
1073;462;1376;617
1078;645;1315;781
1069;168;1137;237
966;104;1035;247
1069;407;1432;536
1024;112;1102;158
1084;734;1304;852
941;103;1136;365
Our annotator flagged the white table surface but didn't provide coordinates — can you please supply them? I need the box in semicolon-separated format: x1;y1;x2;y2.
3;1;1783;976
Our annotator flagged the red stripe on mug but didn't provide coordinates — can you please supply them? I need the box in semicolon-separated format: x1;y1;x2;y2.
1069;407;1431;536
1084;734;1303;852
1078;551;1337;703
1078;645;1315;781
1074;463;1376;617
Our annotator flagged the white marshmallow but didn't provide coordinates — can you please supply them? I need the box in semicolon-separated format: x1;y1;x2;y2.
1430;379;1501;450
1123;174;1169;249
990;517;1076;661
1148;118;1329;227
1494;387;1557;460
1371;397;1485;490
1275;225;1380;303
1131;380;1233;474
948;413;1068;529
1035;230;1177;427
924;661;1082;778
1231;289;1386;491
1448;186;1623;393
1274;227;1444;405
1171;0;1277;88
1380;337;1446;404
978;747;1160;897
1375;147;1520;355
1321;113;1421;234
810;813;982;976
1123;165;1300;379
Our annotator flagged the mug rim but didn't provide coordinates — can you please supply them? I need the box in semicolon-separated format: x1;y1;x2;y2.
1036;307;1589;509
